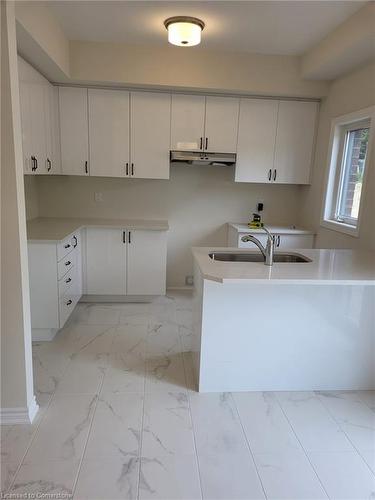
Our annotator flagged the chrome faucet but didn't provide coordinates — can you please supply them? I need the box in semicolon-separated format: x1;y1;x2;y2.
241;227;275;266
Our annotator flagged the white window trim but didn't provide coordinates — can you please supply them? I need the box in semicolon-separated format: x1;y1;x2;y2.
321;106;375;238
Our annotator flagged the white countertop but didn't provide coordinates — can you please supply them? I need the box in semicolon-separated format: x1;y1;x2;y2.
228;223;315;235
192;247;375;285
27;217;169;243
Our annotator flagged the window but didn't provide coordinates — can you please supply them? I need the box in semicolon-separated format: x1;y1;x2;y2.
322;108;374;237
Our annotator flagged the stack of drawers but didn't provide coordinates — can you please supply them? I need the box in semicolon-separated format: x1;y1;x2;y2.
57;232;82;327
28;230;82;341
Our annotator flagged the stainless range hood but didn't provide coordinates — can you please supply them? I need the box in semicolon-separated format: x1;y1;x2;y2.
170;151;236;166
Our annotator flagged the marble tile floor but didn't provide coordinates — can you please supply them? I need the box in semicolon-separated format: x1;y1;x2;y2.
1;291;374;499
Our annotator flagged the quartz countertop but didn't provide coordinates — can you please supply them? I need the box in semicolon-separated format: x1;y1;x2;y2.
228;223;315;235
192;247;375;285
27;217;169;243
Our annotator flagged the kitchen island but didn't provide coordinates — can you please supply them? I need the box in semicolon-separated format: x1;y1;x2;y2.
192;247;375;392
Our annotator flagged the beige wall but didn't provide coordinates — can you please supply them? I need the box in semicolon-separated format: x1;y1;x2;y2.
30;167;302;287
24;176;39;220
70;40;328;98
299;61;375;250
15;1;70;77
1;0;35;418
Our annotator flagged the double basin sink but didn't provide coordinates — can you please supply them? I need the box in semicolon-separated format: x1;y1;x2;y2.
209;252;311;263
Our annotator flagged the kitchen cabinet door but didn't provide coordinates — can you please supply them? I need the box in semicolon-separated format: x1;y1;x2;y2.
130;92;171;179
275;234;314;249
89;89;130;177
59;87;89;176
84;228;127;295
19;81;33;174
204;96;239;153
170;94;205;151
29;82;47;174
235;99;278;183
274;101;318;184
49;86;62;174
127;230;167;295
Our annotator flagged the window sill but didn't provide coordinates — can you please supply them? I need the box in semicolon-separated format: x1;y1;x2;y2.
321;219;359;237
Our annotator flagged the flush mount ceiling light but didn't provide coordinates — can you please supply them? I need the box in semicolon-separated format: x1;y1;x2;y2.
164;16;205;47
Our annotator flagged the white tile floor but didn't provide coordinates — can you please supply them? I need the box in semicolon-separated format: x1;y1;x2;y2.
1;291;375;499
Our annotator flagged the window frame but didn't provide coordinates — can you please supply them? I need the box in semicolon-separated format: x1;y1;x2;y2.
321;106;374;237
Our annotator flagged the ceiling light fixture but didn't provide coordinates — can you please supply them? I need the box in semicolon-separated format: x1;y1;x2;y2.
164;16;205;47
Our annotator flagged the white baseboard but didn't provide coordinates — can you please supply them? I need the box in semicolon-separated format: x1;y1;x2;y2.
167;287;194;292
0;396;39;425
80;295;158;303
32;328;58;342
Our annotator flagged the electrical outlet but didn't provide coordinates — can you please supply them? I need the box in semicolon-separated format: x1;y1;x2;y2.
185;275;194;286
94;192;103;202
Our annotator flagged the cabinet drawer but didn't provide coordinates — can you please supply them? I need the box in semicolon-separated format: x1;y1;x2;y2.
58;266;75;297
57;233;80;262
58;250;75;279
59;291;78;328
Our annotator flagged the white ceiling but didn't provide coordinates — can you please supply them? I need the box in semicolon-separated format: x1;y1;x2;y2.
45;0;366;56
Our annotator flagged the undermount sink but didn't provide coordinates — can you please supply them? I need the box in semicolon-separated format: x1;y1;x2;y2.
208;252;312;263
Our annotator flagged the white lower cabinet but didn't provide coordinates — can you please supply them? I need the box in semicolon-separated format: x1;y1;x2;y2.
83;228;167;296
28;231;82;341
228;226;314;249
127;229;167;295
84;228;127;295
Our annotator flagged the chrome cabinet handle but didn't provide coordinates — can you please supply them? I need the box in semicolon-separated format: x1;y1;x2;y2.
200;137;203;150
65;260;71;266
85;161;88;174
273;169;277;181
72;236;78;248
268;169;272;181
66;299;72;306
205;137;208;150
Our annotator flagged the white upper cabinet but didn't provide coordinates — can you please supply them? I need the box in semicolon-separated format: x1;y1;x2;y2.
130;92;171;179
127;229;167;295
18;57;61;175
44;85;61;175
171;94;206;151
274;101;318;184
235;99;278;183
59;87;89;176
28;83;47;174
204;96;239;153
19;81;33;174
235;99;318;184
171;94;239;153
88;89;130;178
